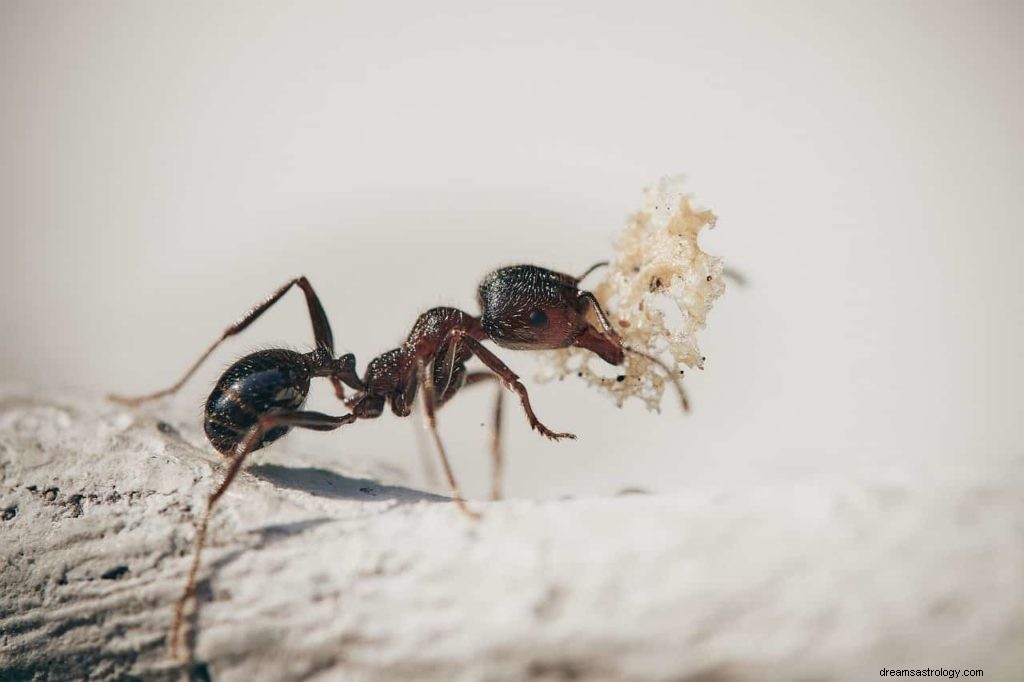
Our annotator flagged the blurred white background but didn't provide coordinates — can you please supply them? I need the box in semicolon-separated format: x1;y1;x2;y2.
2;0;1021;499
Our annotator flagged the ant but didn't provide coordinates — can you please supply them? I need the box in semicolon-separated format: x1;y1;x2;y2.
109;262;685;659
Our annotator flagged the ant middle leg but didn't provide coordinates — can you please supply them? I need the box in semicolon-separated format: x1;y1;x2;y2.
464;372;505;500
110;276;337;406
415;371;504;500
416;359;479;521
170;408;355;660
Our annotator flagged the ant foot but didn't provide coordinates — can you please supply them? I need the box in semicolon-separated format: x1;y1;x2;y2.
452;497;481;521
533;424;577;441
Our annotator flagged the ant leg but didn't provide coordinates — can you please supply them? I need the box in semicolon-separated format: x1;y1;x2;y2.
454;332;575;442
410;415;442;488
430;338;505;499
330;378;348;403
169;408;355;660
415;359;479;521
465;372;505;501
110;276;335;406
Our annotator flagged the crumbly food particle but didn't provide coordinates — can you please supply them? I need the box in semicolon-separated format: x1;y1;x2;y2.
537;176;724;411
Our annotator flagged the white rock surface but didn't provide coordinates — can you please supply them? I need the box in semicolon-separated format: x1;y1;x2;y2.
1;386;1023;681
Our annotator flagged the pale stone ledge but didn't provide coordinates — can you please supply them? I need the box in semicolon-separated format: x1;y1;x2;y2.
1;387;1022;681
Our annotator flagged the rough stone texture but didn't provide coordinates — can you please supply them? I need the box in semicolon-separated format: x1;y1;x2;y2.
1;386;1022;681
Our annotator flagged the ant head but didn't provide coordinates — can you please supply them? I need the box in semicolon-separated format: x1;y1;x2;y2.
477;264;624;365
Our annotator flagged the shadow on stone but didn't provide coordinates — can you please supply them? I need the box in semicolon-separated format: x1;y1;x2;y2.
248;464;447;504
253;517;336;543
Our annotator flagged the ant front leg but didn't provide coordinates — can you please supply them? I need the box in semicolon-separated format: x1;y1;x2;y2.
110;276;342;405
447;330;576;442
169;408;356;661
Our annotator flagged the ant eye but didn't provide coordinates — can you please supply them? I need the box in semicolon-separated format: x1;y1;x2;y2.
529;309;549;328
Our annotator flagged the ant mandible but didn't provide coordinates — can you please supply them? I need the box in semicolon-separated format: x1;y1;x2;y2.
109;262;679;659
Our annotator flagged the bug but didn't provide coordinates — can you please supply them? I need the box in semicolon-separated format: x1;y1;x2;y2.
109;262;684;659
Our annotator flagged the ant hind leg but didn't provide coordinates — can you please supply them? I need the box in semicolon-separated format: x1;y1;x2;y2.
110;276;335;406
169;408;355;661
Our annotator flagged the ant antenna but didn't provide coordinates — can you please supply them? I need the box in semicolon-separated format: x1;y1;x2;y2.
576;261;609;283
624;346;691;413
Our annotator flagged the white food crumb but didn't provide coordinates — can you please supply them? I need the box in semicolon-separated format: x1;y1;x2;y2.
537;176;724;411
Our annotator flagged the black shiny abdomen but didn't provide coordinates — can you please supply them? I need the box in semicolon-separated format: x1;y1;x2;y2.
204;349;311;454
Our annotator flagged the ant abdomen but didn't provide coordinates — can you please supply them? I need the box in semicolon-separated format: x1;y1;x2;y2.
203;349;311;455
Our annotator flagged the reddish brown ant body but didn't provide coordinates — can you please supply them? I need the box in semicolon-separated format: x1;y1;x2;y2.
110;262;679;658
